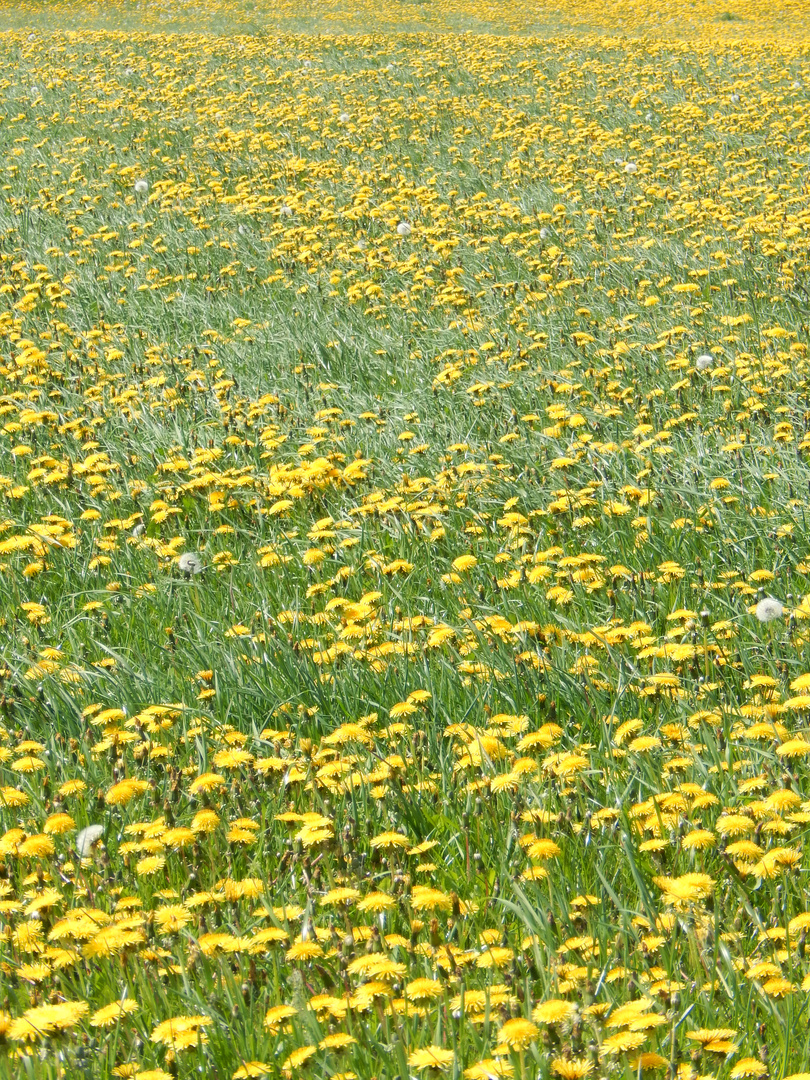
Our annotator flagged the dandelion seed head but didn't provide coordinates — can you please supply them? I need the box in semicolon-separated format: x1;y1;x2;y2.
76;824;104;858
696;353;713;370
134;178;149;194
755;597;784;623
396;221;412;236
178;552;203;575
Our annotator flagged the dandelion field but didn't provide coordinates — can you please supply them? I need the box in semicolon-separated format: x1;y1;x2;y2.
1;3;810;1078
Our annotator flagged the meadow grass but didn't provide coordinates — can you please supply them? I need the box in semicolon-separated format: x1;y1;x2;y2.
0;3;809;1079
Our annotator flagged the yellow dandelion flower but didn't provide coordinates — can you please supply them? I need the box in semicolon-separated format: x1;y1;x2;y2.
407;1046;455;1072
410;885;452;911
58;779;87;797
685;1028;738;1045
11;756;46;773
730;1059;768;1079
389;701;418;718
681;829;716;850
551;1059;593;1079
370;830;411;849
405;979;444;1003
191;809;220;833
452;555;478;572
533;1000;576;1024
630;1053;668;1070
189;772;226;794
43;813;75;835
498;1018;539;1049
601;1031;647;1053
319;1033;356;1049
150;1014;211;1048
464;1061;514;1079
105;778;150;806
281;1045;318;1071
17;834;55;858
233;1064;272;1079
319;887;360;906
154;905;192;933
9;1001;88;1041
90;999;139;1027
135;854;165;876
357;891;396;912
162;827;196;848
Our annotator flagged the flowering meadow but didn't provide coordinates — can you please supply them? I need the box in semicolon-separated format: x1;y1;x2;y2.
1;2;810;1078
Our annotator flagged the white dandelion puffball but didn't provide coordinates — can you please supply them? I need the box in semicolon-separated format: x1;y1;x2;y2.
339;111;350;123
755;597;784;623
396;221;412;237
178;552;203;575
624;161;638;174
645;111;653;122
132;523;145;538
280;204;293;217
76;824;104;858
730;93;740;104
539;227;549;240
303;59;312;68
696;353;713;371
134;178;149;194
